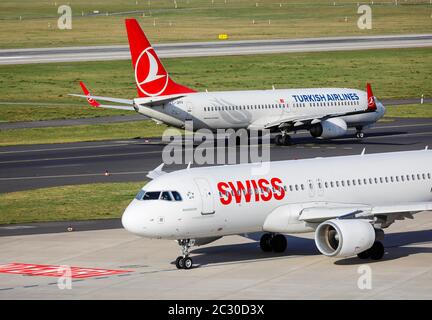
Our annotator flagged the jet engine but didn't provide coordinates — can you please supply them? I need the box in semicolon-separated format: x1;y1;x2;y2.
314;219;377;257
309;118;347;139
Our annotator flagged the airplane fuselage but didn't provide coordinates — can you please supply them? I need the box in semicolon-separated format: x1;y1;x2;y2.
122;150;432;240
135;88;385;133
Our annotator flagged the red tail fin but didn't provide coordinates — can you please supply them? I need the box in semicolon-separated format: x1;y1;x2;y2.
125;19;196;98
79;81;100;107
366;83;377;111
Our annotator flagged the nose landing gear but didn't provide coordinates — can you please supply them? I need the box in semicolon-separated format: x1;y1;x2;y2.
175;239;194;270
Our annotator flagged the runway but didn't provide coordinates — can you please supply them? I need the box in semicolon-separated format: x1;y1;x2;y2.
0;34;431;65
0;210;431;299
1;118;431;195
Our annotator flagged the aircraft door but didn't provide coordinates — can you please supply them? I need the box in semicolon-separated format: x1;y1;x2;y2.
185;101;193;121
194;178;215;215
307;179;315;197
316;178;324;197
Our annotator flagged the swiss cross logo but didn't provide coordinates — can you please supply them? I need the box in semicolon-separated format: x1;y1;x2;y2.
135;47;169;97
0;263;132;279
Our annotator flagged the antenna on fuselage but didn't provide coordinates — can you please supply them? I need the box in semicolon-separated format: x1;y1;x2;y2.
425;146;429;150
360;148;366;156
187;162;192;170
272;85;275;90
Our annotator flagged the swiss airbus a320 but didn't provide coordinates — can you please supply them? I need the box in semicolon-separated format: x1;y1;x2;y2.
71;19;386;145
122;149;432;269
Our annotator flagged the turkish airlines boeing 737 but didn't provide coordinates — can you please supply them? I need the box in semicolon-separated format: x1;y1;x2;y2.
71;19;386;145
122;149;432;269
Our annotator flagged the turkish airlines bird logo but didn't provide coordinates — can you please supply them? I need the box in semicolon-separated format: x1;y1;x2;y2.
135;47;168;96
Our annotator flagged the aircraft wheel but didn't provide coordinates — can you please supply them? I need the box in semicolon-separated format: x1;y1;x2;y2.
357;250;371;259
281;135;292;146
183;257;193;270
260;233;273;252
369;241;385;260
275;134;283;146
356;132;364;139
175;256;185;269
272;234;287;253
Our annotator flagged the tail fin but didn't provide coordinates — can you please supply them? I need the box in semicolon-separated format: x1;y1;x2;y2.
366;83;377;111
125;19;196;98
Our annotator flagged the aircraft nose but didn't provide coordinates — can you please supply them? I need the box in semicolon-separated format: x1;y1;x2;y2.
121;201;143;235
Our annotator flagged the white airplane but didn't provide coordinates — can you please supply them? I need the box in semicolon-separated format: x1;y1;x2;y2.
122;149;432;269
71;19;386;145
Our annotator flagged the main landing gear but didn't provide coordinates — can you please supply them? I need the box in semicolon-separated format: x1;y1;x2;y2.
357;241;385;260
260;233;287;253
274;133;292;146
355;126;365;139
175;239;194;270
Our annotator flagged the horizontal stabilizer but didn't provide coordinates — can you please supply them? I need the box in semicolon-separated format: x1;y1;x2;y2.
69;93;133;105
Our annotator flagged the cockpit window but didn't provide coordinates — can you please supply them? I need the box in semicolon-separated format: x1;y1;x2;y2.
135;190;145;200
171;191;182;201
142;191;161;200
161;191;173;201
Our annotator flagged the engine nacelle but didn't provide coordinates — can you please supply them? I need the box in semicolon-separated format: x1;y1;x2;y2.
314;219;376;257
309;118;347;139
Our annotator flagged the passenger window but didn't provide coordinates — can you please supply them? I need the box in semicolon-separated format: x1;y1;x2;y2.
135;190;145;200
160;191;173;201
142;191;160;200
428;173;431;179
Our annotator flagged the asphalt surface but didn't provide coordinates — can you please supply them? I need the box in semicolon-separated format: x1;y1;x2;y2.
0;34;431;65
1;98;430;130
1;211;431;299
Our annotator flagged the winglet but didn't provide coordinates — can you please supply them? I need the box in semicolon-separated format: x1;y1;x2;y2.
366;83;377;111
79;81;100;107
146;163;166;180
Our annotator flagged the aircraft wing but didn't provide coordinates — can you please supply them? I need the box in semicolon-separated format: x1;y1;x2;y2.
298;201;432;227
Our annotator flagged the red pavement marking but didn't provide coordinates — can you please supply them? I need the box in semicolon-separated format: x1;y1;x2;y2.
0;263;132;279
